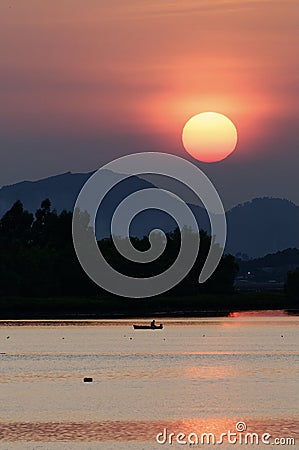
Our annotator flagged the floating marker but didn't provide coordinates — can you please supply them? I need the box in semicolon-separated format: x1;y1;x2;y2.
83;377;93;382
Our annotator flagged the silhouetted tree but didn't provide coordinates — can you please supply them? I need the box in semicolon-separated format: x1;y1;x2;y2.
0;199;238;299
286;269;299;301
0;200;33;243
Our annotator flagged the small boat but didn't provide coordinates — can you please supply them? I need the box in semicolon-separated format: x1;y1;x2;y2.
133;324;163;330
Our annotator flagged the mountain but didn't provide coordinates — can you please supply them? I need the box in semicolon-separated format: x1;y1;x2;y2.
0;170;209;239
0;171;91;217
226;198;299;257
0;172;298;257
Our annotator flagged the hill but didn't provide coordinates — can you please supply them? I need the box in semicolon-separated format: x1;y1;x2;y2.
236;248;299;291
0;172;298;257
226;198;299;257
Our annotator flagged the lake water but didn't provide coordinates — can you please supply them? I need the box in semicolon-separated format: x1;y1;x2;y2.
0;311;298;449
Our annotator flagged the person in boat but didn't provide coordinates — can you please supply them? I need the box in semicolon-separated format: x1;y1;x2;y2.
150;319;156;328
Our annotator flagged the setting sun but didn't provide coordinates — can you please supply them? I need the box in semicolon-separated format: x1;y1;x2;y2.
182;112;238;162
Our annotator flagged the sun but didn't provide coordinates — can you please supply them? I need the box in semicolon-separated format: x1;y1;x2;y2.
182;112;238;162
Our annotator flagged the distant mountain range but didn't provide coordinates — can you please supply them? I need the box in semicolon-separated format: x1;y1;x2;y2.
226;197;299;258
0;171;298;258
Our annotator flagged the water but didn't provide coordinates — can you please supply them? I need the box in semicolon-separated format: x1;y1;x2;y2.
0;311;298;449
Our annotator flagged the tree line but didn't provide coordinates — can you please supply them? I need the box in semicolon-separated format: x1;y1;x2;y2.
286;268;299;302
0;199;239;298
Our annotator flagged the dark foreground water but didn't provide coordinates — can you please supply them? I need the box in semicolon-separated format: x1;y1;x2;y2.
0;311;298;449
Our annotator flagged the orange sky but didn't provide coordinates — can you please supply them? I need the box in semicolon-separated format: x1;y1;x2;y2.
0;0;298;205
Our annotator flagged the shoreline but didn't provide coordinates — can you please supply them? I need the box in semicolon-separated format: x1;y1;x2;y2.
0;309;298;326
0;291;298;320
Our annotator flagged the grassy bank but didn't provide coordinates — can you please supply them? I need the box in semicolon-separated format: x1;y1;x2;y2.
0;291;297;319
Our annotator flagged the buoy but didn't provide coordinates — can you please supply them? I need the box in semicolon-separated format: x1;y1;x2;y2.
83;377;93;382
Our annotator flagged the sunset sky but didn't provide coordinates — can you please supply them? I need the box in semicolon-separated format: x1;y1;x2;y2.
0;0;298;208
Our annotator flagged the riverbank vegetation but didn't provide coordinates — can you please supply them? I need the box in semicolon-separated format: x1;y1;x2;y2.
0;200;298;318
